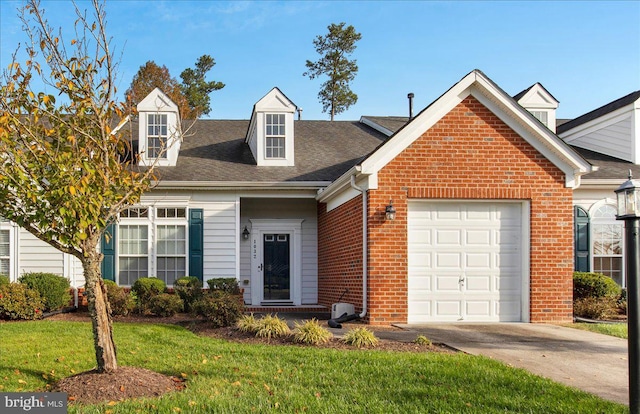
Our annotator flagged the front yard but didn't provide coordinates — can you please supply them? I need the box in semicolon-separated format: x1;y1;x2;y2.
0;320;626;413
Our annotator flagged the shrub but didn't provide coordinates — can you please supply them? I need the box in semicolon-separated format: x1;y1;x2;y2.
18;272;71;312
103;280;133;316
342;327;379;348
413;335;432;346
574;297;618;320
192;291;243;328
573;272;621;300
255;314;291;340
236;313;259;334
131;277;166;314
0;283;45;320
174;276;203;312
149;293;184;317
0;275;9;287
293;318;332;345
207;278;241;294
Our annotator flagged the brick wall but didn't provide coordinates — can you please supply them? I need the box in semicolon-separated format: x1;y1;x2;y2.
317;196;365;313
319;96;574;325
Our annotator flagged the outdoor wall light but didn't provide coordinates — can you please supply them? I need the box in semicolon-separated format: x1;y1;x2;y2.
616;170;640;219
385;200;396;221
615;170;640;411
242;226;250;240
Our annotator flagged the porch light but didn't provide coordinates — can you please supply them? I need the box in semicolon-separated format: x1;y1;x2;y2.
615;170;640;411
385;200;396;221
616;171;640;219
242;226;250;240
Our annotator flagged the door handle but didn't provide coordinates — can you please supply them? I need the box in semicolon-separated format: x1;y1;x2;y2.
258;264;263;271
458;277;465;286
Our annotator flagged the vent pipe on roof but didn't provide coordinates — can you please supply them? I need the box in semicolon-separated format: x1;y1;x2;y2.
297;108;303;120
407;93;415;119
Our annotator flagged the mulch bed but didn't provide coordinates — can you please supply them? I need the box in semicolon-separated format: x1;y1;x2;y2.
51;366;184;405
40;311;452;405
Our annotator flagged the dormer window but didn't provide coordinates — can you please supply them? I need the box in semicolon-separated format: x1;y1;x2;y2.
245;88;296;167
147;114;168;159
514;83;559;133
266;114;286;159
531;111;549;127
137;88;181;167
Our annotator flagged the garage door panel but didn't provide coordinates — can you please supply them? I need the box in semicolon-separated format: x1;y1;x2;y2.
466;300;491;318
466;253;491;269
436;275;463;291
436;252;461;268
435;300;462;317
465;275;491;291
408;201;525;323
466;230;491;245
436;229;460;245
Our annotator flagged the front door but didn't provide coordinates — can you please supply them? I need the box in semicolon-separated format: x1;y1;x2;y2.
263;234;290;301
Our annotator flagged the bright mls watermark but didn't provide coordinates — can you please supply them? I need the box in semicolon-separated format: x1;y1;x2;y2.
1;393;67;413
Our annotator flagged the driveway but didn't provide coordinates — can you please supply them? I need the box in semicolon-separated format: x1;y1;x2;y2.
394;323;628;405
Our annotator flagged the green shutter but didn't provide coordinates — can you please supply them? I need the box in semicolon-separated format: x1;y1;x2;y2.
101;223;116;282
189;209;204;282
574;206;590;272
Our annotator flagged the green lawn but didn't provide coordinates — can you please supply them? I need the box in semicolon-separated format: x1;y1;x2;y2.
0;321;625;413
569;322;628;339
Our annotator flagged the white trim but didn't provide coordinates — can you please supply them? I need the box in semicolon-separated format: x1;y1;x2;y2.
249;219;304;305
235;196;241;281
359;116;395;136
0;221;17;281
155;181;331;190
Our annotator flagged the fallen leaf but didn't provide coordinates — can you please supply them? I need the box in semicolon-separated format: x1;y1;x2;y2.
181;373;188;379
202;359;207;364
107;401;117;406
17;379;26;385
232;381;241;386
188;401;196;407
315;392;321;398
120;385;125;392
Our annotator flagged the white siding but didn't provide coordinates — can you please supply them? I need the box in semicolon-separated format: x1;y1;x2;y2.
560;106;635;162
240;198;317;304
18;229;65;276
188;195;238;282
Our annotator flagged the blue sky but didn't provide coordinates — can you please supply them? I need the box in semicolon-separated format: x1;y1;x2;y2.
1;1;639;121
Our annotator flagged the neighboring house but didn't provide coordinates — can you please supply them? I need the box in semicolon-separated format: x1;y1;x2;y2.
4;70;606;325
558;91;640;288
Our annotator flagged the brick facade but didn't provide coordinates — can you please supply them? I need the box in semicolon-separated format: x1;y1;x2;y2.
318;96;574;325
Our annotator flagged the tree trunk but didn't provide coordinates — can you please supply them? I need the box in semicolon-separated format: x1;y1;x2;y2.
82;254;118;373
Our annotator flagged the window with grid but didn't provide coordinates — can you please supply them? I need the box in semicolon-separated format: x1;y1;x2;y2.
0;230;9;277
592;204;624;286
147;114;168;159
531;111;549;127
118;225;149;286
265;113;285;159
156;224;187;286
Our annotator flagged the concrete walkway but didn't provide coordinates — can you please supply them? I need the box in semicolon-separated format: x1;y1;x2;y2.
392;323;629;405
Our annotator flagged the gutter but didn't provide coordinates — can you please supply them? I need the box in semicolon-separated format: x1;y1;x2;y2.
350;175;367;318
154;181;332;190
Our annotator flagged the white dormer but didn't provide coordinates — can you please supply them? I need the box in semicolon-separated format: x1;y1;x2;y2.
245;88;296;166
137;88;181;167
515;83;559;132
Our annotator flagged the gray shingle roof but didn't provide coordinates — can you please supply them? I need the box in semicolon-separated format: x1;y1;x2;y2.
151;120;387;183
573;147;640;180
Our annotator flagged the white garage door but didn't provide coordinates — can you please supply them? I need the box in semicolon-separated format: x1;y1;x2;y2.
408;201;526;323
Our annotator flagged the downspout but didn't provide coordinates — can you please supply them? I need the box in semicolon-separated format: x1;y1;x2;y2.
350;175;367;318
